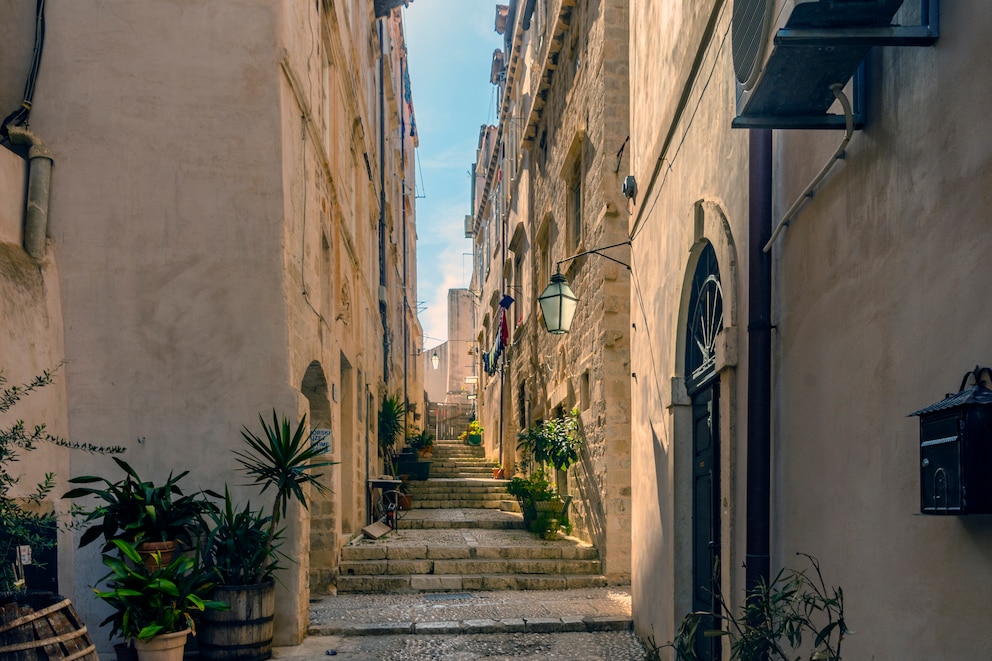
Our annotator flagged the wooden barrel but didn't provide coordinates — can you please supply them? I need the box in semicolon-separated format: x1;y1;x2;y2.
0;592;98;661
198;580;275;661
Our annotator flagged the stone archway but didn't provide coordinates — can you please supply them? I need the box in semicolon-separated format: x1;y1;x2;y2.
301;360;336;593
670;201;740;640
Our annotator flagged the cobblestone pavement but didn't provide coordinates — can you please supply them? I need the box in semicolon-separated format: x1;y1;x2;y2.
273;586;652;660
273;631;649;660
309;587;631;629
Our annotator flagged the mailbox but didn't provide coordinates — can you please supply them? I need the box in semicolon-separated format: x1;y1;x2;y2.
911;367;992;515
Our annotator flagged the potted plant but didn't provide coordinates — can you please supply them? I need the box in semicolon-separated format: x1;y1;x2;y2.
197;410;334;661
64;457;218;570
93;538;227;661
515;408;583;473
406;427;434;458
506;468;556;529
492;462;505;479
464;419;484;446
378;396;405;452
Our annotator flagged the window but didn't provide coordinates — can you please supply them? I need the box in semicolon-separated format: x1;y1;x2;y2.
568;158;582;252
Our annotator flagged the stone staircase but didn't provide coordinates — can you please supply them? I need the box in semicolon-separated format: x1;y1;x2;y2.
428;438;495;478
338;438;607;594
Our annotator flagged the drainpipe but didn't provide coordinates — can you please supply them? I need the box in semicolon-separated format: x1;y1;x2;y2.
7;125;52;260
746;128;772;597
378;20;389;383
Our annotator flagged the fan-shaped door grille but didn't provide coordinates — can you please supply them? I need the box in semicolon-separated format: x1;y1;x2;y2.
733;0;774;88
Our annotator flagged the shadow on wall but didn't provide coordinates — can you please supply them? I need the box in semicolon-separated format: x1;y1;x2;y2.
574;437;607;554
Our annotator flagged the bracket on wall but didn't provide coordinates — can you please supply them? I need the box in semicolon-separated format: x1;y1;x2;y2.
733;0;940;130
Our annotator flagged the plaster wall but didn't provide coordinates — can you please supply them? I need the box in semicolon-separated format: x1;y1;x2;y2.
767;3;992;657
0;0;407;649
630;0;992;657
0;147;71;592
627;0;750;645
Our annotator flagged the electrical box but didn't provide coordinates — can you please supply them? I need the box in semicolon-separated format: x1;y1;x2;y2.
911;367;992;515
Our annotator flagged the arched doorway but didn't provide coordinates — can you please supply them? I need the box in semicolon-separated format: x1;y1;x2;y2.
685;242;724;661
301;360;335;592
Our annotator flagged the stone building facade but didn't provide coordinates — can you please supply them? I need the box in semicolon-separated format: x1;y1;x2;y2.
0;0;419;651
628;0;992;659
472;0;633;581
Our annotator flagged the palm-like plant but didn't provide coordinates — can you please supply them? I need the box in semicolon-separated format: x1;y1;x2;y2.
234;410;335;556
202;487;282;585
377;395;405;451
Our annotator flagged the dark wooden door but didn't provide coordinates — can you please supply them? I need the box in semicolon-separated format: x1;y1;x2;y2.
691;382;720;661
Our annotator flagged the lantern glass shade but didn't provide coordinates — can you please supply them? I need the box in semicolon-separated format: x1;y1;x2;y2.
431;351;440;370
538;272;579;334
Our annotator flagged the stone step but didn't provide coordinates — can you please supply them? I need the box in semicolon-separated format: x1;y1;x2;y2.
339;557;602;577
393;508;525;529
341;543;599;563
405;483;508;495
336;573;609;594
431;466;495;474
410;497;506;509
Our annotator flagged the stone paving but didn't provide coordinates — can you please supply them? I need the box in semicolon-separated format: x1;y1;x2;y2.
277;452;650;659
275;586;649;660
272;631;649;660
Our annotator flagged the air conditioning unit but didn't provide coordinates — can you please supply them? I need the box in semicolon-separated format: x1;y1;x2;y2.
732;0;939;130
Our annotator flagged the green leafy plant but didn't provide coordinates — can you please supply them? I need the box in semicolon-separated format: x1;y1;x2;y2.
406;427;434;451
377;395;406;452
201;487;282;585
232;410;335;582
666;553;849;661
506;468;556;502
1;366;123;591
516;408;582;473
64;457;218;551
93;538;227;641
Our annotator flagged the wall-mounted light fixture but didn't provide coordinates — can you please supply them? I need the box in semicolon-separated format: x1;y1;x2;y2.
538;240;631;334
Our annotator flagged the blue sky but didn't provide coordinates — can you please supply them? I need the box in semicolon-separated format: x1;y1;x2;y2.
403;1;501;349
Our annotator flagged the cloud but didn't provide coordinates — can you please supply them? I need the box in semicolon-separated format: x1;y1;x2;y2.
404;0;501;344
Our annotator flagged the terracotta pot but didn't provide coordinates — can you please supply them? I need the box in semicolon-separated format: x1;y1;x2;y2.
133;628;188;661
493;468;505;479
136;541;177;572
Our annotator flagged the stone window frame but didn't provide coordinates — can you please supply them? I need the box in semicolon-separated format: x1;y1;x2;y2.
559;129;587;256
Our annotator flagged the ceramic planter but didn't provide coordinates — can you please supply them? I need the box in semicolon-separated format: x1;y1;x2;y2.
133;629;188;661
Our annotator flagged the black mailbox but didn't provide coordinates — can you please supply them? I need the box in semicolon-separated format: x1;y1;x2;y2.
911;367;992;515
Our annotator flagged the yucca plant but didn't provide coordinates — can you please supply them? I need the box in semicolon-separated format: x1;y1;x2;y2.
377;395;405;452
201;486;282;585
233;410;335;575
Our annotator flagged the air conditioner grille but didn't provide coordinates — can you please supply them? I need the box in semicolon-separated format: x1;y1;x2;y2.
733;0;772;88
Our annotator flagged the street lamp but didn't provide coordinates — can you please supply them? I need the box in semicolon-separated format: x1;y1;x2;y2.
431;351;440;370
538;241;631;335
538;271;579;334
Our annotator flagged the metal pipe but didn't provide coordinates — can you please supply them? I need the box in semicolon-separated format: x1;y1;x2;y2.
746;128;772;599
7;124;53;260
763;84;853;252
